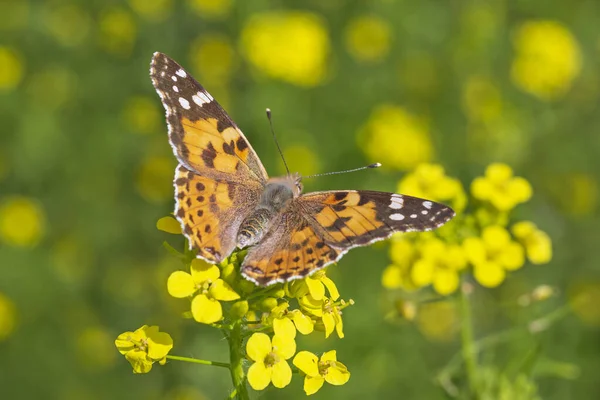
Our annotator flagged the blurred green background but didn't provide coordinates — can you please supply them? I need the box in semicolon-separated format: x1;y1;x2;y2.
1;0;600;399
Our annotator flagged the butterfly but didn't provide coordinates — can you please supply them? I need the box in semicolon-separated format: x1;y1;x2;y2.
150;52;455;286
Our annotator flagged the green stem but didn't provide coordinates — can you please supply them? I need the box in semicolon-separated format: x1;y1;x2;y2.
228;322;250;400
460;281;478;398
166;355;230;368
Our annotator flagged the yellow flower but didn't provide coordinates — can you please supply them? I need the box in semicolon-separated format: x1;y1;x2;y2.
115;325;173;373
471;163;532;211
511;221;552;264
344;16;391;63
269;302;315;336
360;105;433;171
189;34;235;85
156;216;182;235
281;144;320;177
167;259;240;324
0;196;46;247
187;0;231;19
122;96;161;134
246;333;296;390
511;20;581;101
398;163;467;213
416;300;458;342
241;11;329;86
299;296;345;339
98;7;137;57
286;269;339;301
0;47;24;91
0;292;17;341
293;350;350;395
462;76;503;123
128;0;172;21
411;238;467;295
463;226;525;288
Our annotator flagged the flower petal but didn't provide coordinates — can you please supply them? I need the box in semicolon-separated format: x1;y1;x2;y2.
298;295;324;317
191;294;223;324
432;269;459;295
474;262;505;288
156;216;182;234
322;313;335;338
125;349;153;374
291;310;314;335
167;271;196;298
209;279;240;301
145;327;174;360
246;332;271;362
190;258;220;284
273;317;296;340
325;362;350;385
271;360;292;388
272;334;296;360
115;331;136;355
247;361;271;391
320;350;337;362
306;278;325;301
293;351;319;377
321;276;340;301
304;375;325;395
334;313;344;339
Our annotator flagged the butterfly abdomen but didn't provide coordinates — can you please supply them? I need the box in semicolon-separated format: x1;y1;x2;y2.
237;207;274;248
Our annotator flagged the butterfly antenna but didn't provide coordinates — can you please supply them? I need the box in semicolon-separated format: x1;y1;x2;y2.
303;163;382;179
266;108;290;175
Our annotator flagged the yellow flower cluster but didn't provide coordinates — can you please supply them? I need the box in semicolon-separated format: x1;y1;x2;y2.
344;16;391;63
241;11;330;87
511;20;581;101
115;325;173;373
383;162;552;298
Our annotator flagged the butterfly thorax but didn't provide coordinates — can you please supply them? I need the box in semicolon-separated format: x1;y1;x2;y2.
236;175;302;249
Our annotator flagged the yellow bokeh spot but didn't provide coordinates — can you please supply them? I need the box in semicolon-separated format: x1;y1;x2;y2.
122;96;161;134
417;300;458;342
569;281;600;326
26;66;78;110
462;76;503;123
136;156;176;203
76;327;117;370
241;11;330;87
0;196;46;247
43;4;91;47
189;34;235;85
0;292;17;341
0;47;24;91
128;0;172;21
344;15;391;63
360;105;433;171
471;163;532;211
281;144;320;177
0;0;29;31
511;20;582;101
98;7;137;57
51;235;93;285
187;0;231;19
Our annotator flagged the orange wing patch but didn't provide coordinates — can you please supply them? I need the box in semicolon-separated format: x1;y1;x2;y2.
312;191;385;246
242;225;340;286
180;117;252;176
174;165;236;262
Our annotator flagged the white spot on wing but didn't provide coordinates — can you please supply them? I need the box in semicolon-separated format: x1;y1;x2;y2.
192;91;212;106
171;75;177;82
176;69;187;78
173;86;179;92
421;210;428;215
410;214;417;218
178;97;190;109
390;213;405;221
423;201;433;209
389;195;404;209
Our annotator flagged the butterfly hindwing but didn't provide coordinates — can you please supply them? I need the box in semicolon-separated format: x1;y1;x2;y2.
150;52;268;184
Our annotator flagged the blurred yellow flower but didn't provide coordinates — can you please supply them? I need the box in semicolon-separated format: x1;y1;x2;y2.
416;300;458;342
128;0;172;21
189;34;235;85
511;221;552;264
398;163;466;213
511;20;582;101
241;12;330;86
187;0;231;19
0;152;7;182
98;7;137;57
299;296;345;339
51;235;92;285
27;66;78;110
0;47;24;91
77;327;117;370
156;216;182;235
43;4;91;47
360;105;433;171
123;96;161;134
0;292;17;341
471;163;532;211
115;325;173;373
293;350;350;395
464;226;525;288
399;52;439;99
0;0;29;31
136;156;175;203
246;332;296;390
281;144;320;177
0;196;46;247
569;281;600;326
462;76;503;123
167;259;239;324
411;238;467;295
344;16;391;63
